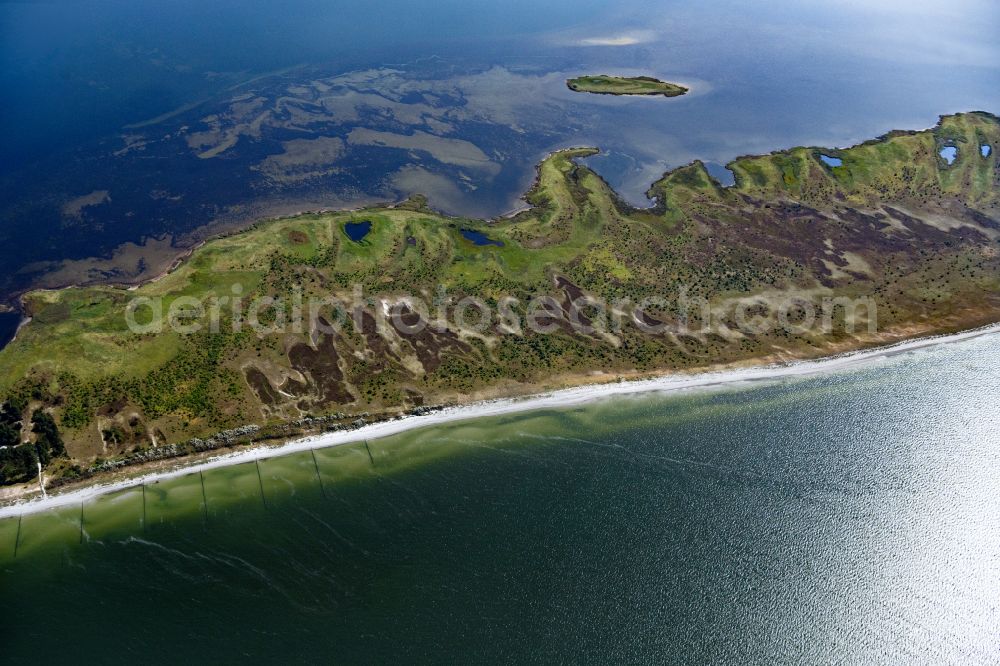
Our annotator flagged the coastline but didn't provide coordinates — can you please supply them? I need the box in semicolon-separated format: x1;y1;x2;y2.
1;186;535;332
2;111;997;512
0;142;588;350
4;111;994;338
2;321;997;519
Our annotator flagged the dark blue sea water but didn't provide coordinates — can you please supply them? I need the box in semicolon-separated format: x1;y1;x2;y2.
0;0;607;169
0;312;21;348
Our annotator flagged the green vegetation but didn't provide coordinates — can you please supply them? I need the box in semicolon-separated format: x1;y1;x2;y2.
0;401;67;484
566;75;688;97
0;112;998;482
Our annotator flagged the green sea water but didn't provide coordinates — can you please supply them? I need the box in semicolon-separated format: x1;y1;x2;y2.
2;335;999;662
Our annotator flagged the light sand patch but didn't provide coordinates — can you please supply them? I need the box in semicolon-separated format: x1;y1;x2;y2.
445;67;567;128
193;109;273;159
185;115;227;153
313;66;549;128
823;251;874;280
348;128;499;173
123;98;211;130
229;95;267;117
184;96;273;159
318;89;440;126
164;66;571;167
325;67;405;87
194;132;241;159
391;165;473;214
279;103;329;129
253;136;345;184
61;190;110;219
422;115;456;134
19;236;179;290
888;205;1000;240
114;134;152;157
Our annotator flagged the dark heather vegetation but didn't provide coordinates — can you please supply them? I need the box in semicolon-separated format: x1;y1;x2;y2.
0;112;998;485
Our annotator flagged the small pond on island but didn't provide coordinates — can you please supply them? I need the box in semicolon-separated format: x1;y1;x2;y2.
344;220;373;242
460;228;504;247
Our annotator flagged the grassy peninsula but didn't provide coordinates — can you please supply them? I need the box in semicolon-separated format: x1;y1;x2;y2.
567;75;688;97
1;112;998;488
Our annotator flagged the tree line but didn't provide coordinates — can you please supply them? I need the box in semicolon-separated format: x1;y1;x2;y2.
0;401;66;485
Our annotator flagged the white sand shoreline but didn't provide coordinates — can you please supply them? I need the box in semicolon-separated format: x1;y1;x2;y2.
2;322;998;519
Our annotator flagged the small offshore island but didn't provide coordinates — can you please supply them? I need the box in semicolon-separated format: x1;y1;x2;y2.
567;74;688;97
0;112;998;497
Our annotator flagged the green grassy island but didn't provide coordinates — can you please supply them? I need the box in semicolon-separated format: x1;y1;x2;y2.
567;75;689;97
1;112;999;490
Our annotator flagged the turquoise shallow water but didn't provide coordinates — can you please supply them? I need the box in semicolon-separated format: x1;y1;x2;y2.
2;334;999;662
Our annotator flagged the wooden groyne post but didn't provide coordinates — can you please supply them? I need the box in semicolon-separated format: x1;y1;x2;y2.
310;449;327;499
199;471;209;523
255;459;267;508
13;513;22;559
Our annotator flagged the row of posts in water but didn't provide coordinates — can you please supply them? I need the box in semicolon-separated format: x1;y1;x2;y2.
7;441;377;559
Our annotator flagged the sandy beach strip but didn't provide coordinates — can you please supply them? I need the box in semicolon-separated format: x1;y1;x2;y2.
1;322;998;519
